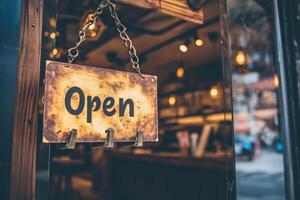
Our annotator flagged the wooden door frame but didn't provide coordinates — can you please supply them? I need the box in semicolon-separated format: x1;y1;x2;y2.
273;0;300;199
8;0;43;199
5;0;299;199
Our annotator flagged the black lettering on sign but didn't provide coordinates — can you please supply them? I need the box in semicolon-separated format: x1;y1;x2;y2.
64;86;135;122
65;86;85;115
87;96;101;123
103;97;116;116
119;98;134;117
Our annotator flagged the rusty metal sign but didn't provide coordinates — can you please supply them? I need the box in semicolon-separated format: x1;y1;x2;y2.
43;61;158;143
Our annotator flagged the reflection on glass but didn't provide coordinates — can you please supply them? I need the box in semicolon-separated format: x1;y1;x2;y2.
228;0;286;199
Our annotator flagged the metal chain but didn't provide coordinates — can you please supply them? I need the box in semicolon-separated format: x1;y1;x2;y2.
67;0;142;75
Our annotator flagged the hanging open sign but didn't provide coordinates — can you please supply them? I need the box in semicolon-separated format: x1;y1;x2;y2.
43;61;158;143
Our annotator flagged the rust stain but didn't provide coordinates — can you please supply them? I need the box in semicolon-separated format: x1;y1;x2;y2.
43;61;158;143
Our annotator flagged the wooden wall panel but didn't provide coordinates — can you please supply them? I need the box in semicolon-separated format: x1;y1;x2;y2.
10;0;43;199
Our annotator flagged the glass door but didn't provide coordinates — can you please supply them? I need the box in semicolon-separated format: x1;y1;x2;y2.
226;0;299;199
36;0;235;200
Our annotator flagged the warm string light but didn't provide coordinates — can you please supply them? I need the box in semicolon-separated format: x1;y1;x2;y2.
88;23;96;30
179;36;204;53
49;48;62;59
86;14;97;38
179;44;188;53
236;50;247;65
176;67;185;78
169;96;176;106
210;87;218;98
273;74;279;88
80;12;105;40
49;32;56;39
87;21;97;38
195;38;203;46
52;48;58;56
90;31;97;37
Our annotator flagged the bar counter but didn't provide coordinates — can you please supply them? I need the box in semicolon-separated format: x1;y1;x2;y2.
103;150;233;200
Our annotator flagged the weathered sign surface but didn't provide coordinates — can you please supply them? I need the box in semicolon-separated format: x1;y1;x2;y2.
43;61;158;143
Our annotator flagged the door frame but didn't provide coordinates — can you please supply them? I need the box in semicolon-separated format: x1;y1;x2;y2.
3;0;299;199
0;0;44;199
273;0;300;199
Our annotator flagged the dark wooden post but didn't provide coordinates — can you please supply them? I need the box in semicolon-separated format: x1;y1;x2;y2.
273;0;300;199
7;0;43;199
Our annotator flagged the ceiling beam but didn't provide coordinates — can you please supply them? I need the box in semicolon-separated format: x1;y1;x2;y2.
117;0;204;24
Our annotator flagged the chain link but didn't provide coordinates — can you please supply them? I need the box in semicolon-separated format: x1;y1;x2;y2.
67;0;142;75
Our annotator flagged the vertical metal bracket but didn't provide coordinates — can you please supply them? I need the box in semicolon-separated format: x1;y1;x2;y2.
105;128;115;148
135;129;144;147
64;129;77;149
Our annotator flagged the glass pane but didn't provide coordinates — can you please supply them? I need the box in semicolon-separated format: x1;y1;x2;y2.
38;0;234;199
227;0;286;199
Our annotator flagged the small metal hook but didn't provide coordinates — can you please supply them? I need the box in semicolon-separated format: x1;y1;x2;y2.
135;129;144;147
64;129;77;149
120;129;144;147
105;128;115;148
61;128;142;149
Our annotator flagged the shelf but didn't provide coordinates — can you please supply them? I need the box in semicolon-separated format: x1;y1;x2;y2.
161;112;232;126
110;150;229;171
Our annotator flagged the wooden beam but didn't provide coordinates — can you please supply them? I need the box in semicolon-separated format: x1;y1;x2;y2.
119;0;158;8
10;0;43;199
119;0;204;24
